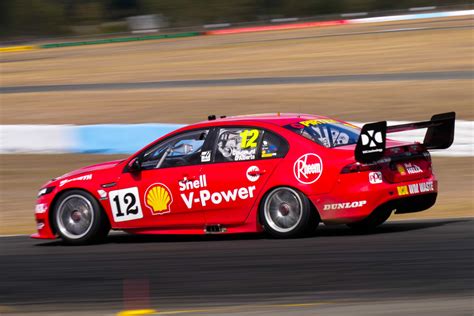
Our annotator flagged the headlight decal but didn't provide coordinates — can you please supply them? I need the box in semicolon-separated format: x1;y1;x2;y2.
37;186;55;198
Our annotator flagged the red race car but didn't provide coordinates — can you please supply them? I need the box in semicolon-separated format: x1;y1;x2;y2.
33;112;455;244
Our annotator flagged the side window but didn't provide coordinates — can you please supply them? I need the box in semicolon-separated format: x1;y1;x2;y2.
141;129;210;169
260;131;288;159
215;127;262;162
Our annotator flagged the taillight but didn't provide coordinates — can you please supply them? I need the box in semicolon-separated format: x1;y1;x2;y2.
423;150;431;162
341;162;380;174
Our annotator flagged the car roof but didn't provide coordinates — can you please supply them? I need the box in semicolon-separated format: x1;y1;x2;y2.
192;113;335;128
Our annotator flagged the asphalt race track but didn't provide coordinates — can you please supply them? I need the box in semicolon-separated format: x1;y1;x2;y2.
1;218;473;315
1;70;473;94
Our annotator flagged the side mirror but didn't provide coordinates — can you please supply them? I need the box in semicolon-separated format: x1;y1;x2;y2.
128;157;141;172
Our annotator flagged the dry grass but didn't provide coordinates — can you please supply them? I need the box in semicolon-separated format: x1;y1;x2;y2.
2;80;472;124
0;155;471;235
2;20;473;86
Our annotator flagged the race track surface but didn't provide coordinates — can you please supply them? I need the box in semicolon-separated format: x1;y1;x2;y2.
0;218;473;315
1;71;473;94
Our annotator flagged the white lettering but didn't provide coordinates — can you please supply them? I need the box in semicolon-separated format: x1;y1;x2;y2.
200;190;211;206
248;186;256;198
180;174;257;209
59;174;93;187
221;189;238;202
408;183;420;194
211;192;223;204
180;175;207;192
323;200;367;211
296;159;321;179
238;187;248;199
181;192;194;209
405;163;423;175
420;181;434;192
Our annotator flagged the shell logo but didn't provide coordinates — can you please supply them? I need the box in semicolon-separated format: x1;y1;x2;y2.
144;183;173;215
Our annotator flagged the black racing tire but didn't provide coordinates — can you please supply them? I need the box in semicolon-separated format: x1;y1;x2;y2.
259;187;319;238
53;190;110;245
347;206;393;232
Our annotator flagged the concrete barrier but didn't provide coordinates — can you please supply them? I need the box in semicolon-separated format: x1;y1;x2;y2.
350;9;474;24
0;121;472;157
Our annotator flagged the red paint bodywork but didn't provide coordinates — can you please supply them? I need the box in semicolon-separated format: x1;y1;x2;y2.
32;114;438;239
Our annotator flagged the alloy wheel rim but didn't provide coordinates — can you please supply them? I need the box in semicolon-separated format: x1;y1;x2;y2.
264;188;303;233
56;195;94;239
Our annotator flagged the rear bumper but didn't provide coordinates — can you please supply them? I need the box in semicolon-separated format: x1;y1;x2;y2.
392;193;437;214
310;173;438;224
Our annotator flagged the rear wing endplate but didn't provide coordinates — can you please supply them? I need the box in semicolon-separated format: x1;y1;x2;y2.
355;112;455;163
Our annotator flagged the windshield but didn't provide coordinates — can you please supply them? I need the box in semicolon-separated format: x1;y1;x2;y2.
284;119;360;148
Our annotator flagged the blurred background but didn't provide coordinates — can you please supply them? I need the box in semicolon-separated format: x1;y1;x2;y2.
0;1;473;315
0;0;471;39
1;0;472;234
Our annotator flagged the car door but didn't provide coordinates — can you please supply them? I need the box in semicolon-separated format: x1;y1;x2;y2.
201;126;289;225
110;128;214;229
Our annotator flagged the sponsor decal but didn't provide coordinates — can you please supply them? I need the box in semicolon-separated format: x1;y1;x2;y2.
397;181;435;196
240;129;259;148
300;119;336;127
35;203;48;214
109;187;144;222
396;164;406;176
290;119;336;129
179;175;208;191
293;153;323;184
324;200;367;211
246;166;261;182
369;171;383;184
397;185;409;196
201;151;211;162
235;148;256;161
404;162;423;175
261;150;276;158
97;189;108;199
360;129;383;154
59;174;92;187
144;183;173;215
179;174;256;209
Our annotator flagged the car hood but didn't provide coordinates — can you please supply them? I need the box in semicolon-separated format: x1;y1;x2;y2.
54;159;124;181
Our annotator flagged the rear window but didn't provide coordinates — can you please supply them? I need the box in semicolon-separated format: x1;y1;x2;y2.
284;119;360;148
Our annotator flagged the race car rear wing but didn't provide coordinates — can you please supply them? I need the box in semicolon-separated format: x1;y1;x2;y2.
355;112;455;163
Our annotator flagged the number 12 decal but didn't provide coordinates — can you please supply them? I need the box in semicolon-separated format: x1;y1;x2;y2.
240;129;259;148
109;187;143;222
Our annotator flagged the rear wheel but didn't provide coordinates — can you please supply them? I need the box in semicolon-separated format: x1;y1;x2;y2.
260;187;318;238
347;206;393;232
53;190;110;245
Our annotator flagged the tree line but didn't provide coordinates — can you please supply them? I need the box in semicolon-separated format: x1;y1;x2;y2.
0;0;469;39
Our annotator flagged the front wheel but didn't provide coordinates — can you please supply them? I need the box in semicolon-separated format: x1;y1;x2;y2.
260;187;318;238
53;190;110;245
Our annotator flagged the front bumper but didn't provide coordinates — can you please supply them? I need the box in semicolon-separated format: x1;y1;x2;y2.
31;195;57;239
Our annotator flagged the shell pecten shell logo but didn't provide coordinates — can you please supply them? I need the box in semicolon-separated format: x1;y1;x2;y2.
144;183;173;215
